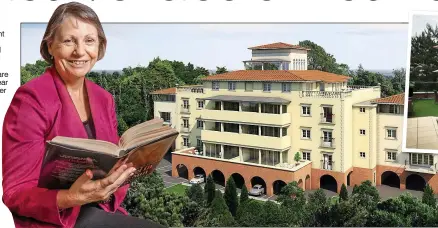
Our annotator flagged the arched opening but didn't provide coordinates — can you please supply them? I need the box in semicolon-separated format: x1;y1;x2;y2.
298;179;303;190
305;175;311;190
320;175;337;193
193;167;206;180
211;170;225;186
406;174;426;191
273;180;287;195
381;171;400;188
176;164;188;179
230;173;245;189
347;171;353;186
250;176;267;196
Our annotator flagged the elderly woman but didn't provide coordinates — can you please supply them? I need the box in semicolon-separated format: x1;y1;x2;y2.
2;2;164;228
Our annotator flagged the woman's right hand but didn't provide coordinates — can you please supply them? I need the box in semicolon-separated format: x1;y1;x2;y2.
57;164;136;209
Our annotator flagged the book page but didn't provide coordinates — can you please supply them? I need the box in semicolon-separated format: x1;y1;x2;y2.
119;118;163;147
51;136;120;156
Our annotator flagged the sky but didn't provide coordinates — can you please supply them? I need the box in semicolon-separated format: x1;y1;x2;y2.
412;14;438;37
21;23;409;71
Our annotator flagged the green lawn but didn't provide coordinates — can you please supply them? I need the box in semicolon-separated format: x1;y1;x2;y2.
165;184;189;196
413;99;438;117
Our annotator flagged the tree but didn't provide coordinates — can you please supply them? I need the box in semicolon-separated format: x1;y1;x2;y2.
410;23;438;92
350;180;380;209
303;188;330;226
240;184;249;203
235;199;266;227
298;40;344;74
196;190;235;227
340;183;349;201
277;181;306;226
224;177;239;216
294;152;301;165
204;174;216;206
186;183;204;206
181;201;202;227
215;66;228;74
422;184;436;208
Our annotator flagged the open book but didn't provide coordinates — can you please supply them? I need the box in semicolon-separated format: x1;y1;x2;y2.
38;118;179;189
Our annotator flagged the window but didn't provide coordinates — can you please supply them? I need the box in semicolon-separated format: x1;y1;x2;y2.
360;107;366;113
197;138;203;148
282;127;287;136
159;112;171;122
183;137;190;147
197;120;204;129
389;105;395;114
282;105;287;113
183;119;189;128
360;129;366;135
228;82;236;91
293;59;297;70
387;151;397;161
197;100;204;109
301;105;311;116
387;128;397;139
282;62;290;70
302;151;311;161
301;129;311;139
410;153;434;166
212;81;219;90
182;99;189;109
245;82;253;91
282;83;291;92
360;152;366;158
263;83;271;92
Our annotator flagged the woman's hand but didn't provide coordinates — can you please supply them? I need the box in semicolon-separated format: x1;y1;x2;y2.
57;164;136;209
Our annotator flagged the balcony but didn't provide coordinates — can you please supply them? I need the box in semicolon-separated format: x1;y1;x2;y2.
320;137;335;148
321;160;334;170
181;124;190;133
320;113;335;124
201;109;290;126
201;130;291;150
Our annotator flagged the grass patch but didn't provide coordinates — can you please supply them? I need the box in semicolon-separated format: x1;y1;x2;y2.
412;99;438;117
165;184;189;196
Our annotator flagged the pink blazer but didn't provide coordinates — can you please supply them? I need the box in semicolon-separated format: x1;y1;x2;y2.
2;67;129;228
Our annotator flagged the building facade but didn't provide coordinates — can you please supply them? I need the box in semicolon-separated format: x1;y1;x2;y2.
152;42;438;196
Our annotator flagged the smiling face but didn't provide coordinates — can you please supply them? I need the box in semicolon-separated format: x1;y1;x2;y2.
48;16;99;81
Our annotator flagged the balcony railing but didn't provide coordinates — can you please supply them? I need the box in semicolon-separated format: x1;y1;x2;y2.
300;91;352;99
181;104;190;114
320;113;335;124
181;124;190;133
321;160;334;170
320;137;335;148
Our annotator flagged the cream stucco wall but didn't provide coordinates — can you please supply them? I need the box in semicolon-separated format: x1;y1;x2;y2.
376;112;405;167
154;101;177;127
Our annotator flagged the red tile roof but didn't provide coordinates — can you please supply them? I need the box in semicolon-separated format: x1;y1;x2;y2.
201;70;350;83
372;93;405;105
249;42;310;51
150;87;176;95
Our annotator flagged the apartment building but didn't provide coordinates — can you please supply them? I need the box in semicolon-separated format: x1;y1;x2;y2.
151;42;438;196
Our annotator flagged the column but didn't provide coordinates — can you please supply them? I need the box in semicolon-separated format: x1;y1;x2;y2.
280;151;283;164
203;144;206;156
279;105;282;114
258;149;261;164
239;102;242;112
259;126;261;136
221;101;224;110
221;122;224;132
239;147;243;162
258;103;261;113
239;124;242;134
279;127;282;137
221;145;224;159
